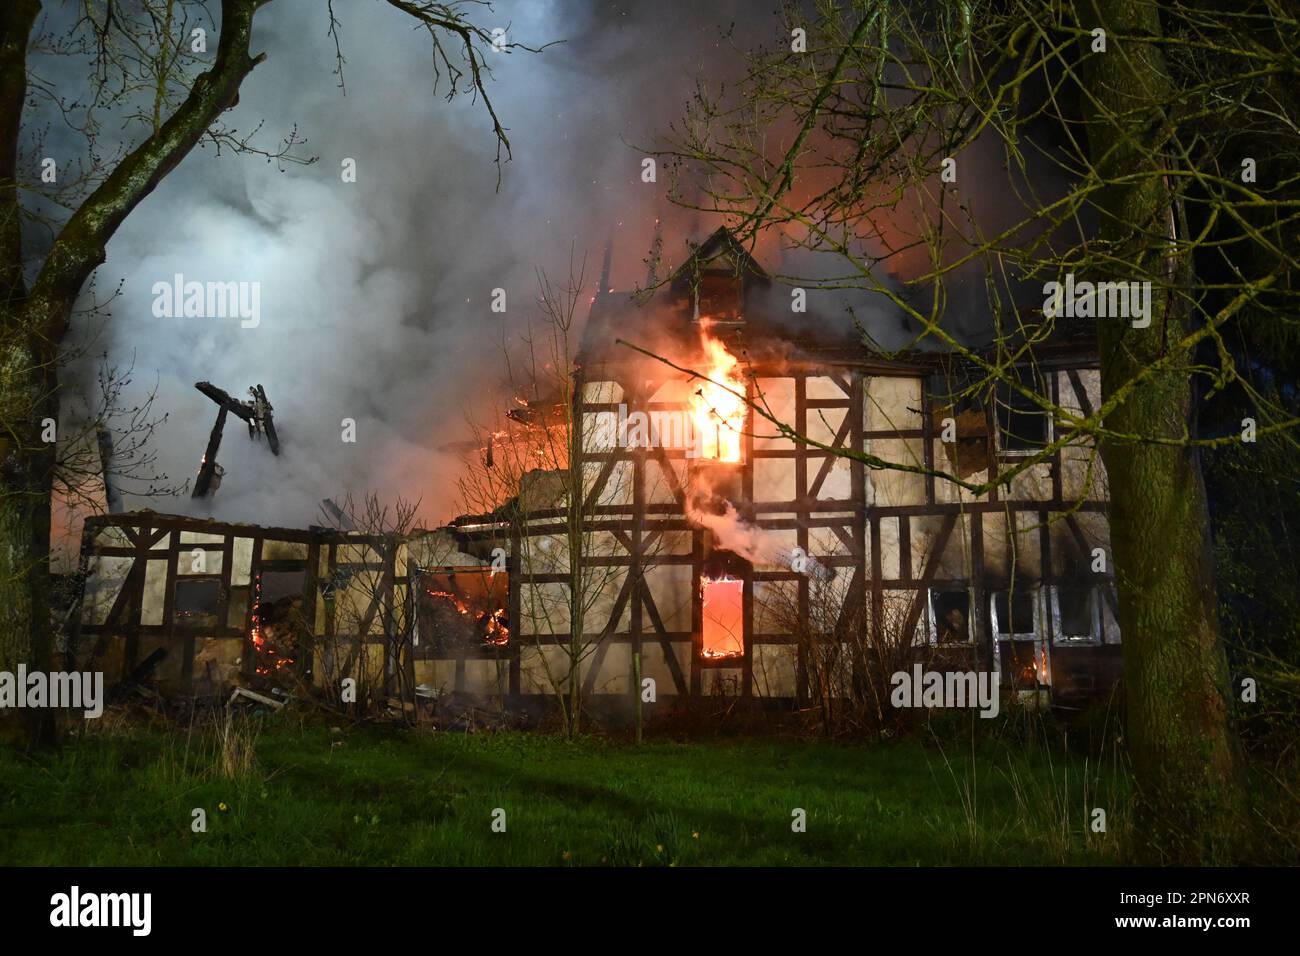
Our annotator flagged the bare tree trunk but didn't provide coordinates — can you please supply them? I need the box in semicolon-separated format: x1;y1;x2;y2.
0;330;58;747
0;0;52;745
1082;0;1247;861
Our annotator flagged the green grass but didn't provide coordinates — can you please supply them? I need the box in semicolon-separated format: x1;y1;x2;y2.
0;719;1130;866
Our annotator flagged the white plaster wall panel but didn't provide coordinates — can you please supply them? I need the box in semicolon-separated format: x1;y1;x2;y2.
81;556;134;625
754;456;796;503
462;660;507;696
586;642;631;695
1061;440;1108;502
338;543;379;566
806;375;848;401
1008;461;1054;500
1012;511;1043;581
878;516;901;579
753;579;797;634
93;525;132;548
1049;516;1091;579
881;589;925;644
262;539;308;561
521;533;569;576
1057;369;1102;418
753;377;796;451
644;564;693;632
649;528;693;557
520;645;579;695
639;642;689;694
584;572;631;635
982;512;1010;580
752;644;798;697
807;405;847;446
583;460;633;506
645;458;683;505
581;530;625;563
755;527;798;570
934;441;989;504
648;379;689;404
814;455;853;501
335;579;383;635
178;548;223;576
232;537;254;586
584;379;623;404
520;582;571;636
809;525;852;559
407;530;484;570
585;410;618;452
911;515;971;580
866;437;926;505
150;532;170;551
866;375;923;431
179;531;226;545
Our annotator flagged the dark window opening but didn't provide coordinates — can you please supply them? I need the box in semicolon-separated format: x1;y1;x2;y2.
930;590;971;644
260;569;306;603
1056;587;1096;642
175;578;221;628
996;380;1048;451
251;571;308;677
695;272;743;323
992;589;1036;638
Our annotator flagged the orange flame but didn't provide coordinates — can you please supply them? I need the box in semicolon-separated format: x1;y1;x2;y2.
427;589;510;646
250;574;295;676
692;324;746;462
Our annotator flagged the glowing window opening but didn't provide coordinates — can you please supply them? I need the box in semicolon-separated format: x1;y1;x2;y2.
701;576;744;660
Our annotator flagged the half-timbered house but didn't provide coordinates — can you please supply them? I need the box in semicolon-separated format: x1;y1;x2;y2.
71;228;1122;717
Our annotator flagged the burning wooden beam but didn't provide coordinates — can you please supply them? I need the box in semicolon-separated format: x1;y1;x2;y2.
192;381;281;499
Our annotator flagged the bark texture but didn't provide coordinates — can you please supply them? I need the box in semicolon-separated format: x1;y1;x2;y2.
1082;0;1248;861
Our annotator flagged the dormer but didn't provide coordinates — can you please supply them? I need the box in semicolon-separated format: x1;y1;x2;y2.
669;227;770;328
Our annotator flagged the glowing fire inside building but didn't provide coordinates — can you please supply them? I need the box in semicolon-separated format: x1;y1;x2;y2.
425;589;510;647
70;226;1123;716
692;324;747;462
249;573;297;677
701;576;744;659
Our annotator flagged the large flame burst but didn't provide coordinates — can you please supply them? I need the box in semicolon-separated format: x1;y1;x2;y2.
692;326;746;462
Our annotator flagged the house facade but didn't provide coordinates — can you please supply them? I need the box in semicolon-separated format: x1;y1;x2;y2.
71;230;1122;716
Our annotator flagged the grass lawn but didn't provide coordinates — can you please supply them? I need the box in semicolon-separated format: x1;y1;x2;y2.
0;719;1129;866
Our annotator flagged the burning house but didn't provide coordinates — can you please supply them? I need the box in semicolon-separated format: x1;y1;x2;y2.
69;228;1121;718
462;227;1122;710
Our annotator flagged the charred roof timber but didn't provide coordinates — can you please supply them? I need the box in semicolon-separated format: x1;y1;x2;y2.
191;381;281;499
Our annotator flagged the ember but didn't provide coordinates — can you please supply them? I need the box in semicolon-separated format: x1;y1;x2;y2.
249;573;296;677
427;589;510;646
